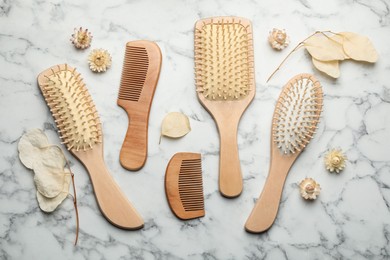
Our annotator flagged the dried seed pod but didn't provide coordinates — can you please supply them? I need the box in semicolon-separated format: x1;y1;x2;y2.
299;178;321;200
70;27;92;49
325;148;347;173
268;28;290;50
88;49;112;73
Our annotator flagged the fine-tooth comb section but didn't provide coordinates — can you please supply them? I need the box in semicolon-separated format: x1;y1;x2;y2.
165;153;205;220
40;64;102;151
179;159;204;212
194;18;254;101
272;75;323;155
118;46;149;102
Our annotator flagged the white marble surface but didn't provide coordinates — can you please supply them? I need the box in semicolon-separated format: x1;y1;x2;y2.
1;0;390;259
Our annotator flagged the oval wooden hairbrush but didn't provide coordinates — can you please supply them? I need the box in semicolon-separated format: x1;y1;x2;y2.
194;17;255;198
245;73;323;233
117;41;162;171
37;64;143;230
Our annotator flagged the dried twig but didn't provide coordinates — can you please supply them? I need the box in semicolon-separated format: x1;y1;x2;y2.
266;31;334;83
65;159;79;246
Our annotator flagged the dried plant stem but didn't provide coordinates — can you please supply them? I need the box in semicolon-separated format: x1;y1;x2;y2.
266;30;333;83
266;43;304;83
64;158;79;246
69;169;79;246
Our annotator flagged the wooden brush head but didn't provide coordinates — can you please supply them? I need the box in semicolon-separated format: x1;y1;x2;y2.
194;17;254;101
165;153;205;220
117;40;162;103
272;73;323;155
37;64;102;152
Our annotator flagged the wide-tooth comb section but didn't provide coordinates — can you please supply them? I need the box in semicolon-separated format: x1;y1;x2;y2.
194;17;254;101
165;153;205;220
39;64;102;152
118;45;149;102
272;74;323;155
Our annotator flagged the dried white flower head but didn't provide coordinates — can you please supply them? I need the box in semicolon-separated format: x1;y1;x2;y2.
70;27;92;49
325;149;347;173
88;49;112;73
299;178;321;200
268;28;290;50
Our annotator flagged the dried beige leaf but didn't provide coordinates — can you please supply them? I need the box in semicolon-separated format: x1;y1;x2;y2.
18;129;49;169
330;34;350;59
34;163;67;198
312;58;340;78
40;145;67;170
304;34;346;61
36;169;71;213
161;112;191;140
18;129;71;207
339;32;378;62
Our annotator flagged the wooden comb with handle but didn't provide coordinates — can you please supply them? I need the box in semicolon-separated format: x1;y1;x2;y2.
165;152;205;220
38;64;143;230
245;74;323;233
194;17;255;198
117;40;162;171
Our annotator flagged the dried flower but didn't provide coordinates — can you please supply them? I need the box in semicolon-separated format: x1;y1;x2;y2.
299;178;321;200
88;49;112;73
70;27;92;49
325;148;347;173
268;28;290;50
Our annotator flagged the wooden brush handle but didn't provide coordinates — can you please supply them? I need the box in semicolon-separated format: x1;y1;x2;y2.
119;107;148;171
74;145;144;229
216;116;243;198
245;156;293;233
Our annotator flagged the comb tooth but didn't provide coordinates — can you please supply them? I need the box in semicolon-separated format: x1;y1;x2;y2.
118;45;149;102
165;153;204;219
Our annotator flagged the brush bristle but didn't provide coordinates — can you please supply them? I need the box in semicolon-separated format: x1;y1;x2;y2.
179;158;204;212
195;18;254;101
41;64;102;151
118;45;149;102
273;74;323;155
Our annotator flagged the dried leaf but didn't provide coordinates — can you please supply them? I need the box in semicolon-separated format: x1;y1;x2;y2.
161;112;191;140
18;129;70;207
304;34;346;61
18;129;49;169
36;169;71;213
339;32;378;62
34;163;67;198
40;146;67;170
18;129;79;245
312;58;340;78
330;34;350;59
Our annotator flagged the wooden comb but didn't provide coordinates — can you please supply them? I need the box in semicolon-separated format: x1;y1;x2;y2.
194;17;255;198
37;64;144;230
165;153;205;220
117;40;162;171
245;74;323;233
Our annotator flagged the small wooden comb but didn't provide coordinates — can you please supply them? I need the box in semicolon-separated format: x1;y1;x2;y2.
165;153;205;220
117;40;162;171
245;73;323;233
194;17;255;198
37;64;143;229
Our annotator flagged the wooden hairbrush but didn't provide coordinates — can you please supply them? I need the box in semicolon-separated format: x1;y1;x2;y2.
117;40;162;171
245;73;323;233
165;153;205;220
194;17;255;198
37;64;144;229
